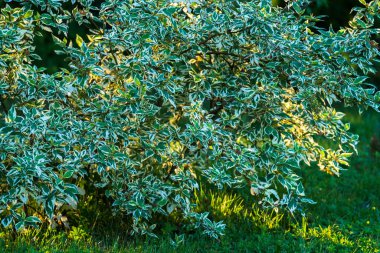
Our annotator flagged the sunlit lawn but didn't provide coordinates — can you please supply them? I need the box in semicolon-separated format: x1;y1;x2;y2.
1;109;379;252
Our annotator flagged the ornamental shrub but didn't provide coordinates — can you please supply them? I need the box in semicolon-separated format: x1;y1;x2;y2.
0;0;379;237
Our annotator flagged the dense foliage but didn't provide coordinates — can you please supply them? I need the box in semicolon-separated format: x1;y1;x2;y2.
1;0;380;237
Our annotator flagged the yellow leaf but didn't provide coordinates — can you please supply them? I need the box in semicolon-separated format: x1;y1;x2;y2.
358;0;367;6
338;160;349;166
195;55;203;62
75;34;84;47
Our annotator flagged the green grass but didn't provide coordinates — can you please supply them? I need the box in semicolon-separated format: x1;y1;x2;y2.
1;109;379;253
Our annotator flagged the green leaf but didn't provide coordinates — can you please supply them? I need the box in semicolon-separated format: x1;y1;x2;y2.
24;10;34;18
15;221;25;231
8;107;16;121
99;145;112;154
157;198;168;206
1;215;13;228
45;196;56;219
134;77;141;86
25;216;42;224
161;7;178;17
63;170;75;179
301;198;317;205
375;91;380;102
296;183;305;196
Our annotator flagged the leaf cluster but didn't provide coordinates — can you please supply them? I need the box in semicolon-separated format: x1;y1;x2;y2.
0;0;379;237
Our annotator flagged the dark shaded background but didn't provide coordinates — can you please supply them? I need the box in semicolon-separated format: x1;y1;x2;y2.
274;0;357;29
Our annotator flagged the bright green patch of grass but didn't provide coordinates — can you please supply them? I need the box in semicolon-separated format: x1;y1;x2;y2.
1;109;379;252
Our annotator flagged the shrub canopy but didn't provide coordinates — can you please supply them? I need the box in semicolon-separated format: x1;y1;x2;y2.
0;0;380;237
